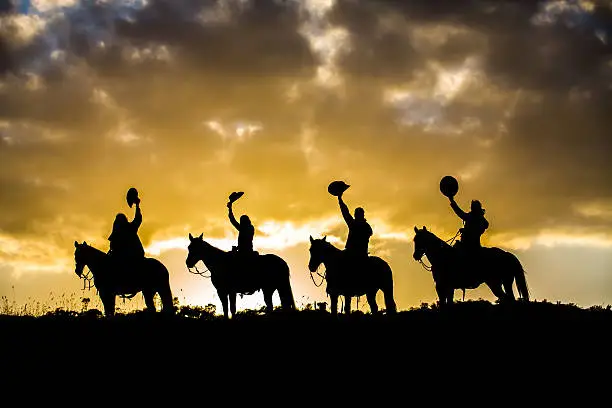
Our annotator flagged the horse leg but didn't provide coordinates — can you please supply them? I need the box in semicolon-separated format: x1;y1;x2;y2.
158;281;175;314
263;289;274;313
487;281;506;303
219;291;229;319
143;290;156;312
436;284;449;308
382;282;397;314
330;294;338;316
344;296;351;314
101;292;116;317
503;277;516;301
366;292;378;315
229;292;237;317
278;277;296;310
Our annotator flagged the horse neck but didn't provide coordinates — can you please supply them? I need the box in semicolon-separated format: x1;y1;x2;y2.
424;233;451;266
321;243;343;269
84;247;108;276
198;241;227;273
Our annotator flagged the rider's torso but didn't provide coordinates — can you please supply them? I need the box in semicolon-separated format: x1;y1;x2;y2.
346;221;372;254
109;225;145;258
238;225;254;252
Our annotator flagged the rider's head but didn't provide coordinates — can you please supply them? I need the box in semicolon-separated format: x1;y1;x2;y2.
240;215;251;226
471;200;484;214
354;207;365;221
114;213;128;229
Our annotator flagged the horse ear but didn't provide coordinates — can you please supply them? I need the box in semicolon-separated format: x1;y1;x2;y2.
414;226;418;233
189;233;193;241
423;226;427;231
74;241;79;248
309;235;314;243
198;233;203;240
323;235;327;241
82;241;87;245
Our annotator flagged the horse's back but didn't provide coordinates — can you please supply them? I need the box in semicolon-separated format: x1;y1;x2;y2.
483;247;520;263
143;257;170;279
368;255;392;274
259;253;289;271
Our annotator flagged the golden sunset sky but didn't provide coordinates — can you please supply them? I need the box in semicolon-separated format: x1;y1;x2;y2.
1;0;612;312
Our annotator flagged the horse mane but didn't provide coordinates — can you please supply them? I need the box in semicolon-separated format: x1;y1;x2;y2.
422;229;452;249
199;238;229;256
83;243;108;259
313;238;342;254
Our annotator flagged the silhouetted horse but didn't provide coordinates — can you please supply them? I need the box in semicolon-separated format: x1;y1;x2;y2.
186;233;295;318
74;241;174;316
412;226;529;307
308;236;396;315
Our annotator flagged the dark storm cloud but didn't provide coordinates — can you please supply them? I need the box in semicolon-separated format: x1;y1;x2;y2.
320;0;612;238
0;0;611;246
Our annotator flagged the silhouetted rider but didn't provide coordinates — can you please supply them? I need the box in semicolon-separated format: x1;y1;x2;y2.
449;198;489;249
108;198;145;269
227;201;255;253
338;192;372;259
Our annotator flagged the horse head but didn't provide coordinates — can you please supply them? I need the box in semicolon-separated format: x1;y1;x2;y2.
186;233;204;268
308;235;330;272
412;226;430;261
74;240;89;277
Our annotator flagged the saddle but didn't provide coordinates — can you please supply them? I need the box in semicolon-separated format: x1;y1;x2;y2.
108;252;145;278
337;251;370;295
452;244;496;288
229;249;260;294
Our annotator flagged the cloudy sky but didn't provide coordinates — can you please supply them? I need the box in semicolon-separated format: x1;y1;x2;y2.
1;0;612;312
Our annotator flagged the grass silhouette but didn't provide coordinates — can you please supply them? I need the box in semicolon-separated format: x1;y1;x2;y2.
1;299;608;389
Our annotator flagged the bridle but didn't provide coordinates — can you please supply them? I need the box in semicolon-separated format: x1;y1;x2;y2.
79;265;95;290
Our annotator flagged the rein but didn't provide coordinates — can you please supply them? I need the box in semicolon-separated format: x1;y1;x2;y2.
79;258;140;300
309;266;326;287
188;264;212;279
416;229;461;272
446;229;462;245
80;266;95;291
418;258;433;272
416;229;468;301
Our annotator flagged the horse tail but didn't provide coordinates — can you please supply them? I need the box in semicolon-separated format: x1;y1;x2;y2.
383;263;397;314
282;279;296;309
268;255;295;310
514;260;529;301
149;258;175;314
372;256;397;313
280;262;296;309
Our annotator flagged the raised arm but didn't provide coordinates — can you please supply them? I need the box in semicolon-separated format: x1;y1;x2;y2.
131;202;142;230
450;199;468;222
338;196;353;225
228;204;240;231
